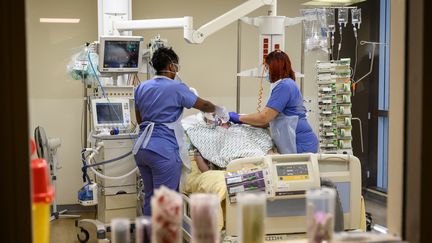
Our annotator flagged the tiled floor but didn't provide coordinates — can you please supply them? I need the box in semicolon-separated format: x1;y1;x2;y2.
51;198;387;242
51;212;98;243
364;197;387;227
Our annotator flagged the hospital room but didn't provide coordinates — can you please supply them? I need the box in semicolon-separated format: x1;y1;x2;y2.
2;0;430;242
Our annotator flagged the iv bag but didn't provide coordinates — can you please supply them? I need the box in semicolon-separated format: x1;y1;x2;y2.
301;9;328;53
351;8;362;29
66;45;99;85
338;8;349;27
326;8;336;33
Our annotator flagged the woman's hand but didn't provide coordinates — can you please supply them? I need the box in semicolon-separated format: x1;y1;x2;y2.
229;112;242;124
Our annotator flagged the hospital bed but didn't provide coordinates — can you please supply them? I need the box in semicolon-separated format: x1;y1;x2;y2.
181;153;365;242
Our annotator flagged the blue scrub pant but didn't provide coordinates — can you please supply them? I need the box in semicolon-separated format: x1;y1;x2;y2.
134;148;182;216
296;118;319;153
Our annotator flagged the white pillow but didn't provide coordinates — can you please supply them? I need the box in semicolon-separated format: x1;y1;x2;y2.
181;113;205;131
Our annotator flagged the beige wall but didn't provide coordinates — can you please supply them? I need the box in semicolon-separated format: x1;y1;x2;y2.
27;0;307;204
26;0;97;204
132;0;306;115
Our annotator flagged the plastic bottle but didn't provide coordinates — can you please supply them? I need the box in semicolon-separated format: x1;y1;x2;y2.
237;192;266;243
306;188;336;243
111;218;130;243
31;140;54;243
190;193;219;243
135;216;151;243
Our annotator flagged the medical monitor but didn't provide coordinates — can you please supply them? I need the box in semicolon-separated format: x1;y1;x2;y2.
91;98;131;131
98;36;144;73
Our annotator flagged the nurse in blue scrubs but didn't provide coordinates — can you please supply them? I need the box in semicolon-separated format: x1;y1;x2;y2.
229;50;318;154
133;47;222;215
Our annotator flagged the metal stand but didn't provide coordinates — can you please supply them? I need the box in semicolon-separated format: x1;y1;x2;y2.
49;153;80;221
236;19;242;113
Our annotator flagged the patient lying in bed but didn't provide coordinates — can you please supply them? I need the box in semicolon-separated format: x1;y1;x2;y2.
185;112;274;172
181;112;274;230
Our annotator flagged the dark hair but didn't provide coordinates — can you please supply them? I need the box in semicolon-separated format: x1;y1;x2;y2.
265;50;295;82
151;47;179;74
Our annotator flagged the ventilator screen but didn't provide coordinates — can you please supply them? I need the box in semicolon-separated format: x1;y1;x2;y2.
96;103;124;124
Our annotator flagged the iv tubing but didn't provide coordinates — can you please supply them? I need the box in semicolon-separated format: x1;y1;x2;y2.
88;52;106;98
353;42;377;85
353;34;359;80
337;27;343;60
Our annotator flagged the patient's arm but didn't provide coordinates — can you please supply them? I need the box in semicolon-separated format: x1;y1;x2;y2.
195;152;210;173
267;149;276;154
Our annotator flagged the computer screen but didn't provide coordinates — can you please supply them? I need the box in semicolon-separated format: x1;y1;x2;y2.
103;40;140;69
96;103;124;124
98;36;144;73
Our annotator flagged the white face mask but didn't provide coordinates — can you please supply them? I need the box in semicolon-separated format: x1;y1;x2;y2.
172;63;181;73
264;71;270;83
171;63;183;82
159;62;182;81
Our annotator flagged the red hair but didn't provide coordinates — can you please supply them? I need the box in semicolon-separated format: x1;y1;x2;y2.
265;50;296;83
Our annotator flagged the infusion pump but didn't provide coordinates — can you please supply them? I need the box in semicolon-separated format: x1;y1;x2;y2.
225;153;362;236
226;153;321;201
266;154;320;199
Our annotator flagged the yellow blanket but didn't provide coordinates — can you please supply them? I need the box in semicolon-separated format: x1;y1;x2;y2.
182;155;226;231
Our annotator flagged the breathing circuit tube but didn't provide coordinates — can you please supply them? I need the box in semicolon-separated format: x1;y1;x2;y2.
81;149;138;182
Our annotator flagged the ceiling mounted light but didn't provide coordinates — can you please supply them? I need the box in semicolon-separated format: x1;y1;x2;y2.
39;18;80;24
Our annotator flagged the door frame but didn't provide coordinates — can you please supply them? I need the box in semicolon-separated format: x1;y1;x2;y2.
1;0;32;242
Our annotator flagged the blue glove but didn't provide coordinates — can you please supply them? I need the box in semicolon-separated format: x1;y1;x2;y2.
229;112;242;124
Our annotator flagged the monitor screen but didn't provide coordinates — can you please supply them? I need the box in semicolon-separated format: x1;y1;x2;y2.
276;164;309;181
103;40;140;69
96;103;124;124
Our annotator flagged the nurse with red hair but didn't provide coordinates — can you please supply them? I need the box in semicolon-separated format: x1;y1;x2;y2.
229;50;318;154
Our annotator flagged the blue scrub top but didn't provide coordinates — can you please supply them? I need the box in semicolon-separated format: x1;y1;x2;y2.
266;78;318;153
134;76;198;158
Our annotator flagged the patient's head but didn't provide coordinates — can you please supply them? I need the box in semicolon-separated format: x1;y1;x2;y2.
202;112;230;128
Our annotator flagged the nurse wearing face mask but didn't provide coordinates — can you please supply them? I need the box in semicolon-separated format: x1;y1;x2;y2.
133;47;225;215
229;50;318;154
